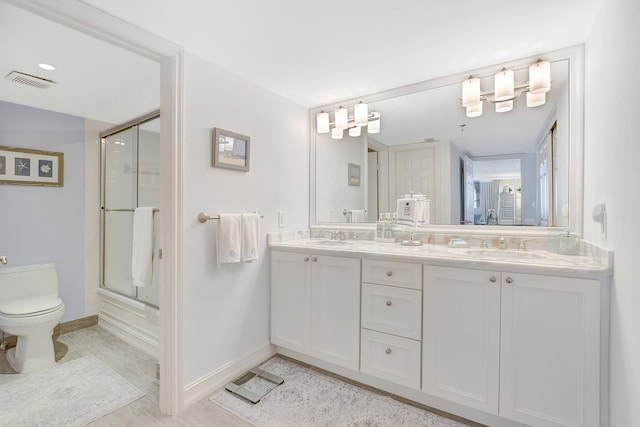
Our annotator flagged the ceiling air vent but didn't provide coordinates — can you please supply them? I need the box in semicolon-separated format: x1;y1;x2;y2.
5;71;56;89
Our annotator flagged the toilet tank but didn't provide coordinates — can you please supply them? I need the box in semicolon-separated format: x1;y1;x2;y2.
0;263;58;306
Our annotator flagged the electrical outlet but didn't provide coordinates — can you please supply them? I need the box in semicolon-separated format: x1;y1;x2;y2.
278;211;285;228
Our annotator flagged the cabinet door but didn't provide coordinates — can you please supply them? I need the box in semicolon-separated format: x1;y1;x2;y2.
422;265;500;414
270;251;311;354
500;272;601;427
310;255;361;370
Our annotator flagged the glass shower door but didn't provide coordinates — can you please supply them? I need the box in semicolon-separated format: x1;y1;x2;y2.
103;126;139;298
101;115;160;306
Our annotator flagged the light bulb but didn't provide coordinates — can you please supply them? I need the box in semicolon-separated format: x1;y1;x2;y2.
354;102;368;126
466;102;483;117
367;111;380;133
495;100;513;113
462;77;480;107
526;91;546;107
334;107;348;130
316;111;329;133
529;60;551;94
494;68;514;102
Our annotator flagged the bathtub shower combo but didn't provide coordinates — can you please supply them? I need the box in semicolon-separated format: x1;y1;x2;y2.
100;112;160;307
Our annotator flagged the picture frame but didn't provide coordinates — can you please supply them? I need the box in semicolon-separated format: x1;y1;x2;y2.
348;163;361;186
0;146;64;186
212;127;250;171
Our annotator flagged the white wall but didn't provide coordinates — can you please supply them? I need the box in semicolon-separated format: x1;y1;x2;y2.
315;133;366;222
181;52;309;386
584;0;640;424
0;101;85;322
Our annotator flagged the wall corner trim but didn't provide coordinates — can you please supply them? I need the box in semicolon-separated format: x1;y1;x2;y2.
182;342;277;409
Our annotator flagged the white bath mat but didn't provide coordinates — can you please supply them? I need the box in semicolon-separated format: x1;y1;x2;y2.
0;353;144;427
210;357;470;427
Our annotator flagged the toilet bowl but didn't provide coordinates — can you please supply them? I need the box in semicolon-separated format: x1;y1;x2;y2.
0;264;65;374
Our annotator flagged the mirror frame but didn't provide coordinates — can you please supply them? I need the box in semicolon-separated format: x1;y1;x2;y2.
309;45;584;237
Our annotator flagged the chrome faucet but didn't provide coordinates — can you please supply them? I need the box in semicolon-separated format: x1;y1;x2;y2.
328;230;346;241
518;238;536;251
0;256;7;266
498;236;507;250
471;237;488;249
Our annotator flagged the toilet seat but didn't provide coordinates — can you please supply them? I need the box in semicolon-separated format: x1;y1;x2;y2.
0;296;63;318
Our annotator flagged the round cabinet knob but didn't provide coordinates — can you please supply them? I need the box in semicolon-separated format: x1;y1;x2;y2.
489;276;497;283
385;300;392;307
385;348;392;355
386;270;393;277
505;277;513;284
311;257;318;262
304;257;309;262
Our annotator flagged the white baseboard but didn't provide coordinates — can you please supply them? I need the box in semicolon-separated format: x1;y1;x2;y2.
98;314;159;359
183;341;276;409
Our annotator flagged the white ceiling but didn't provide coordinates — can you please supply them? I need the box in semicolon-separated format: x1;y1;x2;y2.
0;1;159;125
0;0;603;144
82;0;605;108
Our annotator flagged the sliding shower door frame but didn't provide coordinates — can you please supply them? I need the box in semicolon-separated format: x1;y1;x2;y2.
99;110;160;302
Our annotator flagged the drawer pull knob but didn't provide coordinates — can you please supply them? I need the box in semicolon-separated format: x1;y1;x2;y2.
505;277;513;284
489;276;497;283
304;257;309;262
311;257;318;262
385;348;392;355
385;300;392;307
386;270;393;277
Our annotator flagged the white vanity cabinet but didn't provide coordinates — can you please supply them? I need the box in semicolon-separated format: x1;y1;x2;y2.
270;250;361;370
423;265;603;427
360;259;422;389
422;265;501;413
499;272;601;427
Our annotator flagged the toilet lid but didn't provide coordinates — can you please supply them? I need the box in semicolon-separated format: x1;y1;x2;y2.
0;296;63;316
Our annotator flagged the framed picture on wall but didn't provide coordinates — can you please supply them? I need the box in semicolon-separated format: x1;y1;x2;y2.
212;127;250;171
0;146;64;186
348;163;361;186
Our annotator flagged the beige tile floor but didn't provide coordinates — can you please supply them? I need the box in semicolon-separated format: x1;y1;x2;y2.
0;326;250;426
0;326;480;427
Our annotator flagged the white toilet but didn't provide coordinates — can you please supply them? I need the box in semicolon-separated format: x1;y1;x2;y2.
0;263;65;374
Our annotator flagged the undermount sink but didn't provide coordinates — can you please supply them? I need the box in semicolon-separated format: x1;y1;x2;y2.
306;240;354;246
461;249;546;260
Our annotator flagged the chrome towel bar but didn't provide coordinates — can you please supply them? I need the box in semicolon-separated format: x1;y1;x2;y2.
102;207;159;212
198;211;264;223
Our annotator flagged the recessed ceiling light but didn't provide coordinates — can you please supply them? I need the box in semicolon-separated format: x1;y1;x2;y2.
38;63;56;71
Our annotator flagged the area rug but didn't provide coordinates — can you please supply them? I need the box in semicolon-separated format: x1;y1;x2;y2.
0;353;145;427
210;357;469;427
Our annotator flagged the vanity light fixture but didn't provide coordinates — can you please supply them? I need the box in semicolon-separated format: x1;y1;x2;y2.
462;59;551;117
316;102;381;139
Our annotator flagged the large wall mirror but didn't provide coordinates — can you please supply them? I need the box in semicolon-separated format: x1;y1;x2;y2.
310;46;584;235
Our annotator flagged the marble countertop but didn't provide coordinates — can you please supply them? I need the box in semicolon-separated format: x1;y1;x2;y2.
268;232;613;279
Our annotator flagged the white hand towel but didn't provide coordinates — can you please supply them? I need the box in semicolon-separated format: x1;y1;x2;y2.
132;207;155;287
241;213;260;262
217;214;242;265
351;209;366;223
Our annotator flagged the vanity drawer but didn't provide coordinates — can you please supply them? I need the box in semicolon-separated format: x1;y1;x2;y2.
360;329;421;390
362;259;422;290
361;283;421;340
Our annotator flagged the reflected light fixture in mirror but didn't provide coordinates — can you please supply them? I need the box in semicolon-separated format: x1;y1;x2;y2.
315;102;382;139
462;60;551;117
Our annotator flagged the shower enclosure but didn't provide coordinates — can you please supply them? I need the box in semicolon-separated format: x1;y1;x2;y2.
100;111;160;307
